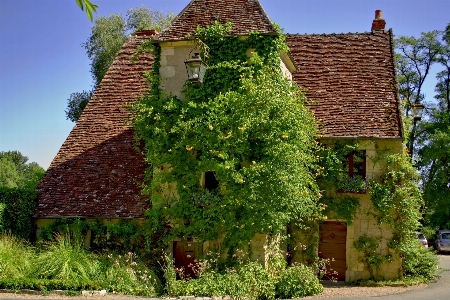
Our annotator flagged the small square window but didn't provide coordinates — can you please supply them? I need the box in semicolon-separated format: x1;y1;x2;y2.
204;171;219;191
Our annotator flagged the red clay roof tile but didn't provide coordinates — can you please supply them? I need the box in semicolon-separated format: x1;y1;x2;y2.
35;35;154;218
286;31;402;139
156;0;277;41
35;5;403;219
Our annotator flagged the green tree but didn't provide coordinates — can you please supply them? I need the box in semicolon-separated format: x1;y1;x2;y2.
0;151;45;190
66;7;175;122
0;158;20;188
395;31;442;115
65;90;93;122
416;24;450;231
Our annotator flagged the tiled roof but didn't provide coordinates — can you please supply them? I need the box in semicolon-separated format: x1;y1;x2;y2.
286;30;403;139
35;7;403;219
35;34;154;218
156;0;277;41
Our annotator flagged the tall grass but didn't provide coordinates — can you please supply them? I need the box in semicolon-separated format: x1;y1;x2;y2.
0;233;161;295
32;233;101;283
0;234;34;279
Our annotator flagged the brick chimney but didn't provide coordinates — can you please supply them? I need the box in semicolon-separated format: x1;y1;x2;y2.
135;29;159;37
371;10;386;31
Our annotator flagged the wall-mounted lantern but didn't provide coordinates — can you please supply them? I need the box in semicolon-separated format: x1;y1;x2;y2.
184;53;207;84
411;102;425;121
409;101;425;158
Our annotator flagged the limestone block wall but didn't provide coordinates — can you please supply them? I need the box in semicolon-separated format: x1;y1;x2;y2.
291;139;404;281
159;41;196;100
345;194;402;281
202;233;269;267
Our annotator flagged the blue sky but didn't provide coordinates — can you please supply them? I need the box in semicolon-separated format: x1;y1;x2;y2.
1;0;449;170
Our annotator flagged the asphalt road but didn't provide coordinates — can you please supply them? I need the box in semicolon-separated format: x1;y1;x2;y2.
327;253;450;300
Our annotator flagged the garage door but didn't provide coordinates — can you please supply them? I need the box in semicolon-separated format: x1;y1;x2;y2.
318;221;347;281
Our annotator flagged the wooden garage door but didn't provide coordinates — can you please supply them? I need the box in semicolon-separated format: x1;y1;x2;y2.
174;239;203;279
318;221;347;281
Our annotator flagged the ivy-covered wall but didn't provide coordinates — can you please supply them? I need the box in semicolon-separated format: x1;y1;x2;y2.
290;138;420;281
131;22;322;261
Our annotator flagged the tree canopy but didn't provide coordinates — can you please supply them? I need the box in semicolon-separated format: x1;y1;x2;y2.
0;151;45;190
396;24;450;231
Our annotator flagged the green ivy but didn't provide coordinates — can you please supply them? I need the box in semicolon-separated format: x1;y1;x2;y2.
131;22;321;256
320;192;360;225
353;234;393;280
368;151;431;279
316;141;361;224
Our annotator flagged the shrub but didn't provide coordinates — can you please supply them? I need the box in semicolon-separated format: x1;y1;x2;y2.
0;188;37;240
0;234;34;279
165;257;275;299
275;264;323;299
0;277;99;292
401;239;438;281
97;252;161;296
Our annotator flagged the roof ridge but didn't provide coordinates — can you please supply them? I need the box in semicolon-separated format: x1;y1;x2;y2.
287;31;390;36
156;0;277;42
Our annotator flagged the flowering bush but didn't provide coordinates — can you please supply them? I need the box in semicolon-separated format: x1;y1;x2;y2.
337;175;368;193
99;252;161;296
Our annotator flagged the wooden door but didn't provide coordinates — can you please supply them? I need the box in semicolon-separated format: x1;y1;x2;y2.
318;221;347;281
174;239;202;278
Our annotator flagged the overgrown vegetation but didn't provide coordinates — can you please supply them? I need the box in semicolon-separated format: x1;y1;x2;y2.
368;151;437;281
0;233;160;296
163;252;323;299
353;235;393;280
131;22;322;259
316;141;361;224
0;151;44;240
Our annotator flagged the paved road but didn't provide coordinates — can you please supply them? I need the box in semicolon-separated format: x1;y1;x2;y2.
326;254;450;300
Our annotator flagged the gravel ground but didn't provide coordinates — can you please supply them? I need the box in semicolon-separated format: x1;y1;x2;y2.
0;282;425;300
304;281;424;298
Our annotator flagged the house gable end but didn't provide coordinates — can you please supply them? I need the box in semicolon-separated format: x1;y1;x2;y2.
156;0;277;42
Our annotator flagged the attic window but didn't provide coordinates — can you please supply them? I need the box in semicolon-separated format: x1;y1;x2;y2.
204;171;219;191
344;150;366;178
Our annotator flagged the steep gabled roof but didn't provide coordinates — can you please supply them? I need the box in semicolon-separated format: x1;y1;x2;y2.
156;0;277;41
286;30;403;139
35;4;403;220
35;34;154;218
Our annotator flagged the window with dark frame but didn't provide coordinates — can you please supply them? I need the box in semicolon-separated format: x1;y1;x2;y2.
204;171;219;191
344;150;366;178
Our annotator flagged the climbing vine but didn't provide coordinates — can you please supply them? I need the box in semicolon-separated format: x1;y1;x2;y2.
353;234;393;280
131;22;321;256
368;150;431;278
316;141;361;224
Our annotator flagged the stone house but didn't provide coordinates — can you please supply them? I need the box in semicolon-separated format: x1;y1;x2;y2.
35;0;404;281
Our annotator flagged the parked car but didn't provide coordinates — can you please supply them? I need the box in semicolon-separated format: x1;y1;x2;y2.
415;232;428;249
435;230;450;253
